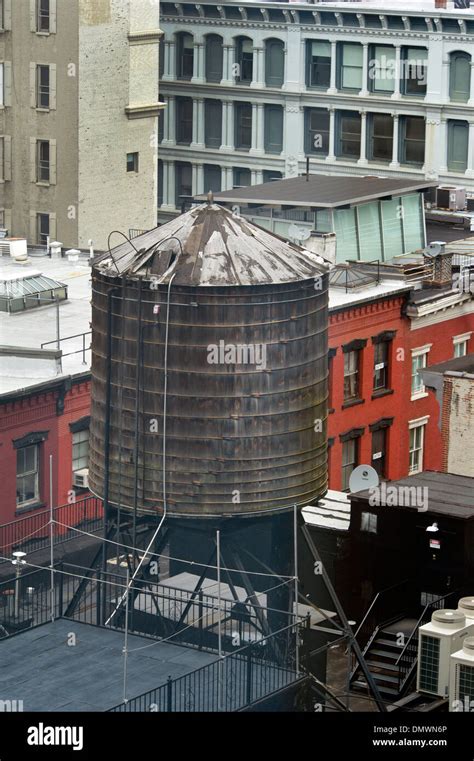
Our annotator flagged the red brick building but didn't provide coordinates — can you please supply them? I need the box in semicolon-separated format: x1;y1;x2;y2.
0;372;91;524
327;269;474;491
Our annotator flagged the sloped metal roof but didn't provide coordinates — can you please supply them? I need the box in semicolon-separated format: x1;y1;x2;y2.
94;202;328;286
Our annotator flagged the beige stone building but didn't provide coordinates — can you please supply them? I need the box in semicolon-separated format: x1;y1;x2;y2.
0;0;162;250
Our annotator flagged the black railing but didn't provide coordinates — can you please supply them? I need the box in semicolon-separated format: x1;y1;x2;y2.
354;579;413;653
108;625;302;713
396;589;460;693
0;496;103;563
41;331;91;364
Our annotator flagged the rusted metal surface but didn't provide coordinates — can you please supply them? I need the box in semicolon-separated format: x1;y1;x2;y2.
89;204;329;517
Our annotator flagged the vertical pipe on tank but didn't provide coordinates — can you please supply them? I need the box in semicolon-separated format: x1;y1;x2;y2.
132;278;143;568
102;287;120;584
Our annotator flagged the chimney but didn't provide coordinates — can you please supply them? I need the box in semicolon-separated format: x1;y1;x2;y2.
435;0;447;8
424;241;453;288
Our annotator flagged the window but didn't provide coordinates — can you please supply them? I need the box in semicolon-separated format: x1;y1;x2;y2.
236;37;253;84
368;113;393;162
305;108;329;156
265;38;284;88
37;140;50;182
204;99;222;148
176;32;194;80
158;159;163;206
402;47;427;96
369;45;396;94
263;170;282;183
307;40;331;89
37;0;50;32
449;51;471;103
400;116;425;166
203;164;221;193
72;430;89;473
175;161;192;209
0;137;3;181
36;64;50;108
371;429;386;478
233;167;251;188
373;341;388;391
126;152;138;173
205;34;223;83
409;422;426;474
234;102;252;151
16;444;39;507
338;43;363;91
264;105;283;154
411;346;430;398
337;111;361;160
204;100;222;148
0;209;4;228
453;334;471;357
0;62;3;106
447;120;468;173
0;1;4;30
37;213;49;244
344;350;360;401
342;438;358;491
361;512;378;534
176;97;193;144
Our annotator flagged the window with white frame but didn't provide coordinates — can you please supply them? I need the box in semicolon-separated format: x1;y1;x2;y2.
361;512;378;534
411;346;431;399
453;333;471;358
37;0;50;33
16;444;40;507
409;418;428;475
36;64;50;108
0;62;3;106
72;430;89;473
0;1;4;30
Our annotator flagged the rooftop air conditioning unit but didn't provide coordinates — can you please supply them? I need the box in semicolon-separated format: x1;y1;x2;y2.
459;597;474;623
73;468;89;489
449;636;474;712
417;609;474;698
436;186;466;212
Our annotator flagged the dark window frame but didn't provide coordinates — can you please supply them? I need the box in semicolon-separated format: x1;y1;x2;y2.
234;102;252;151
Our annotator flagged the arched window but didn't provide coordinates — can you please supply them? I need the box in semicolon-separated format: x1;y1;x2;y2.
265;38;284;88
176;32;194;80
449;51;471;103
205;35;223;83
235;36;253;83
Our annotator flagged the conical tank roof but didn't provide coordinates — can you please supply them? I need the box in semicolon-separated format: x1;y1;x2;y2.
94;202;328;286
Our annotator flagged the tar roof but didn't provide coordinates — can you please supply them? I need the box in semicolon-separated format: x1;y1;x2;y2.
195;175;435;210
422;353;474;378
352;471;474;520
94;201;328;286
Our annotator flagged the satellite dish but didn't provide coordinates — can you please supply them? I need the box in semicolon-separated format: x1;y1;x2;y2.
288;224;311;243
349;464;380;494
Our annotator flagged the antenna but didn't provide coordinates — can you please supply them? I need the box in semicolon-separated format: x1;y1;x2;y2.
349;464;380;494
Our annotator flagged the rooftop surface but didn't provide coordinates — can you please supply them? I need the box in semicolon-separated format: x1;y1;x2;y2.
0;254;92;395
302;489;351;532
0;619;217;711
422;352;474;378
352;471;474;520
195;176;436;210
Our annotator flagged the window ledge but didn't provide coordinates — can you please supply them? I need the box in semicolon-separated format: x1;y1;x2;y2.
328;407;335;415
411;391;429;401
342;398;364;410
35;31;51;36
15;501;46;516
371;388;394;400
35;182;51;187
125;103;163;120
35;107;50;113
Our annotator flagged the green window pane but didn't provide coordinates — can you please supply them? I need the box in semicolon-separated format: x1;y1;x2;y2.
371;46;395;92
401;194;424;252
341;44;363;90
381;197;403;260
450;52;471;103
447;120;469;172
357;202;382;260
264;105;283;153
334;208;359;261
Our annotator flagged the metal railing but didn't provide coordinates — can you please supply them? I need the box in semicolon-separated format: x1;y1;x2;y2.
0;496;103;563
108;623;302;712
353;579;412;652
396;589;460;693
41;331;91;364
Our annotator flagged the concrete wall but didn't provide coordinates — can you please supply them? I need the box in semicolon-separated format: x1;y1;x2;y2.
77;0;161;249
446;376;474;477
